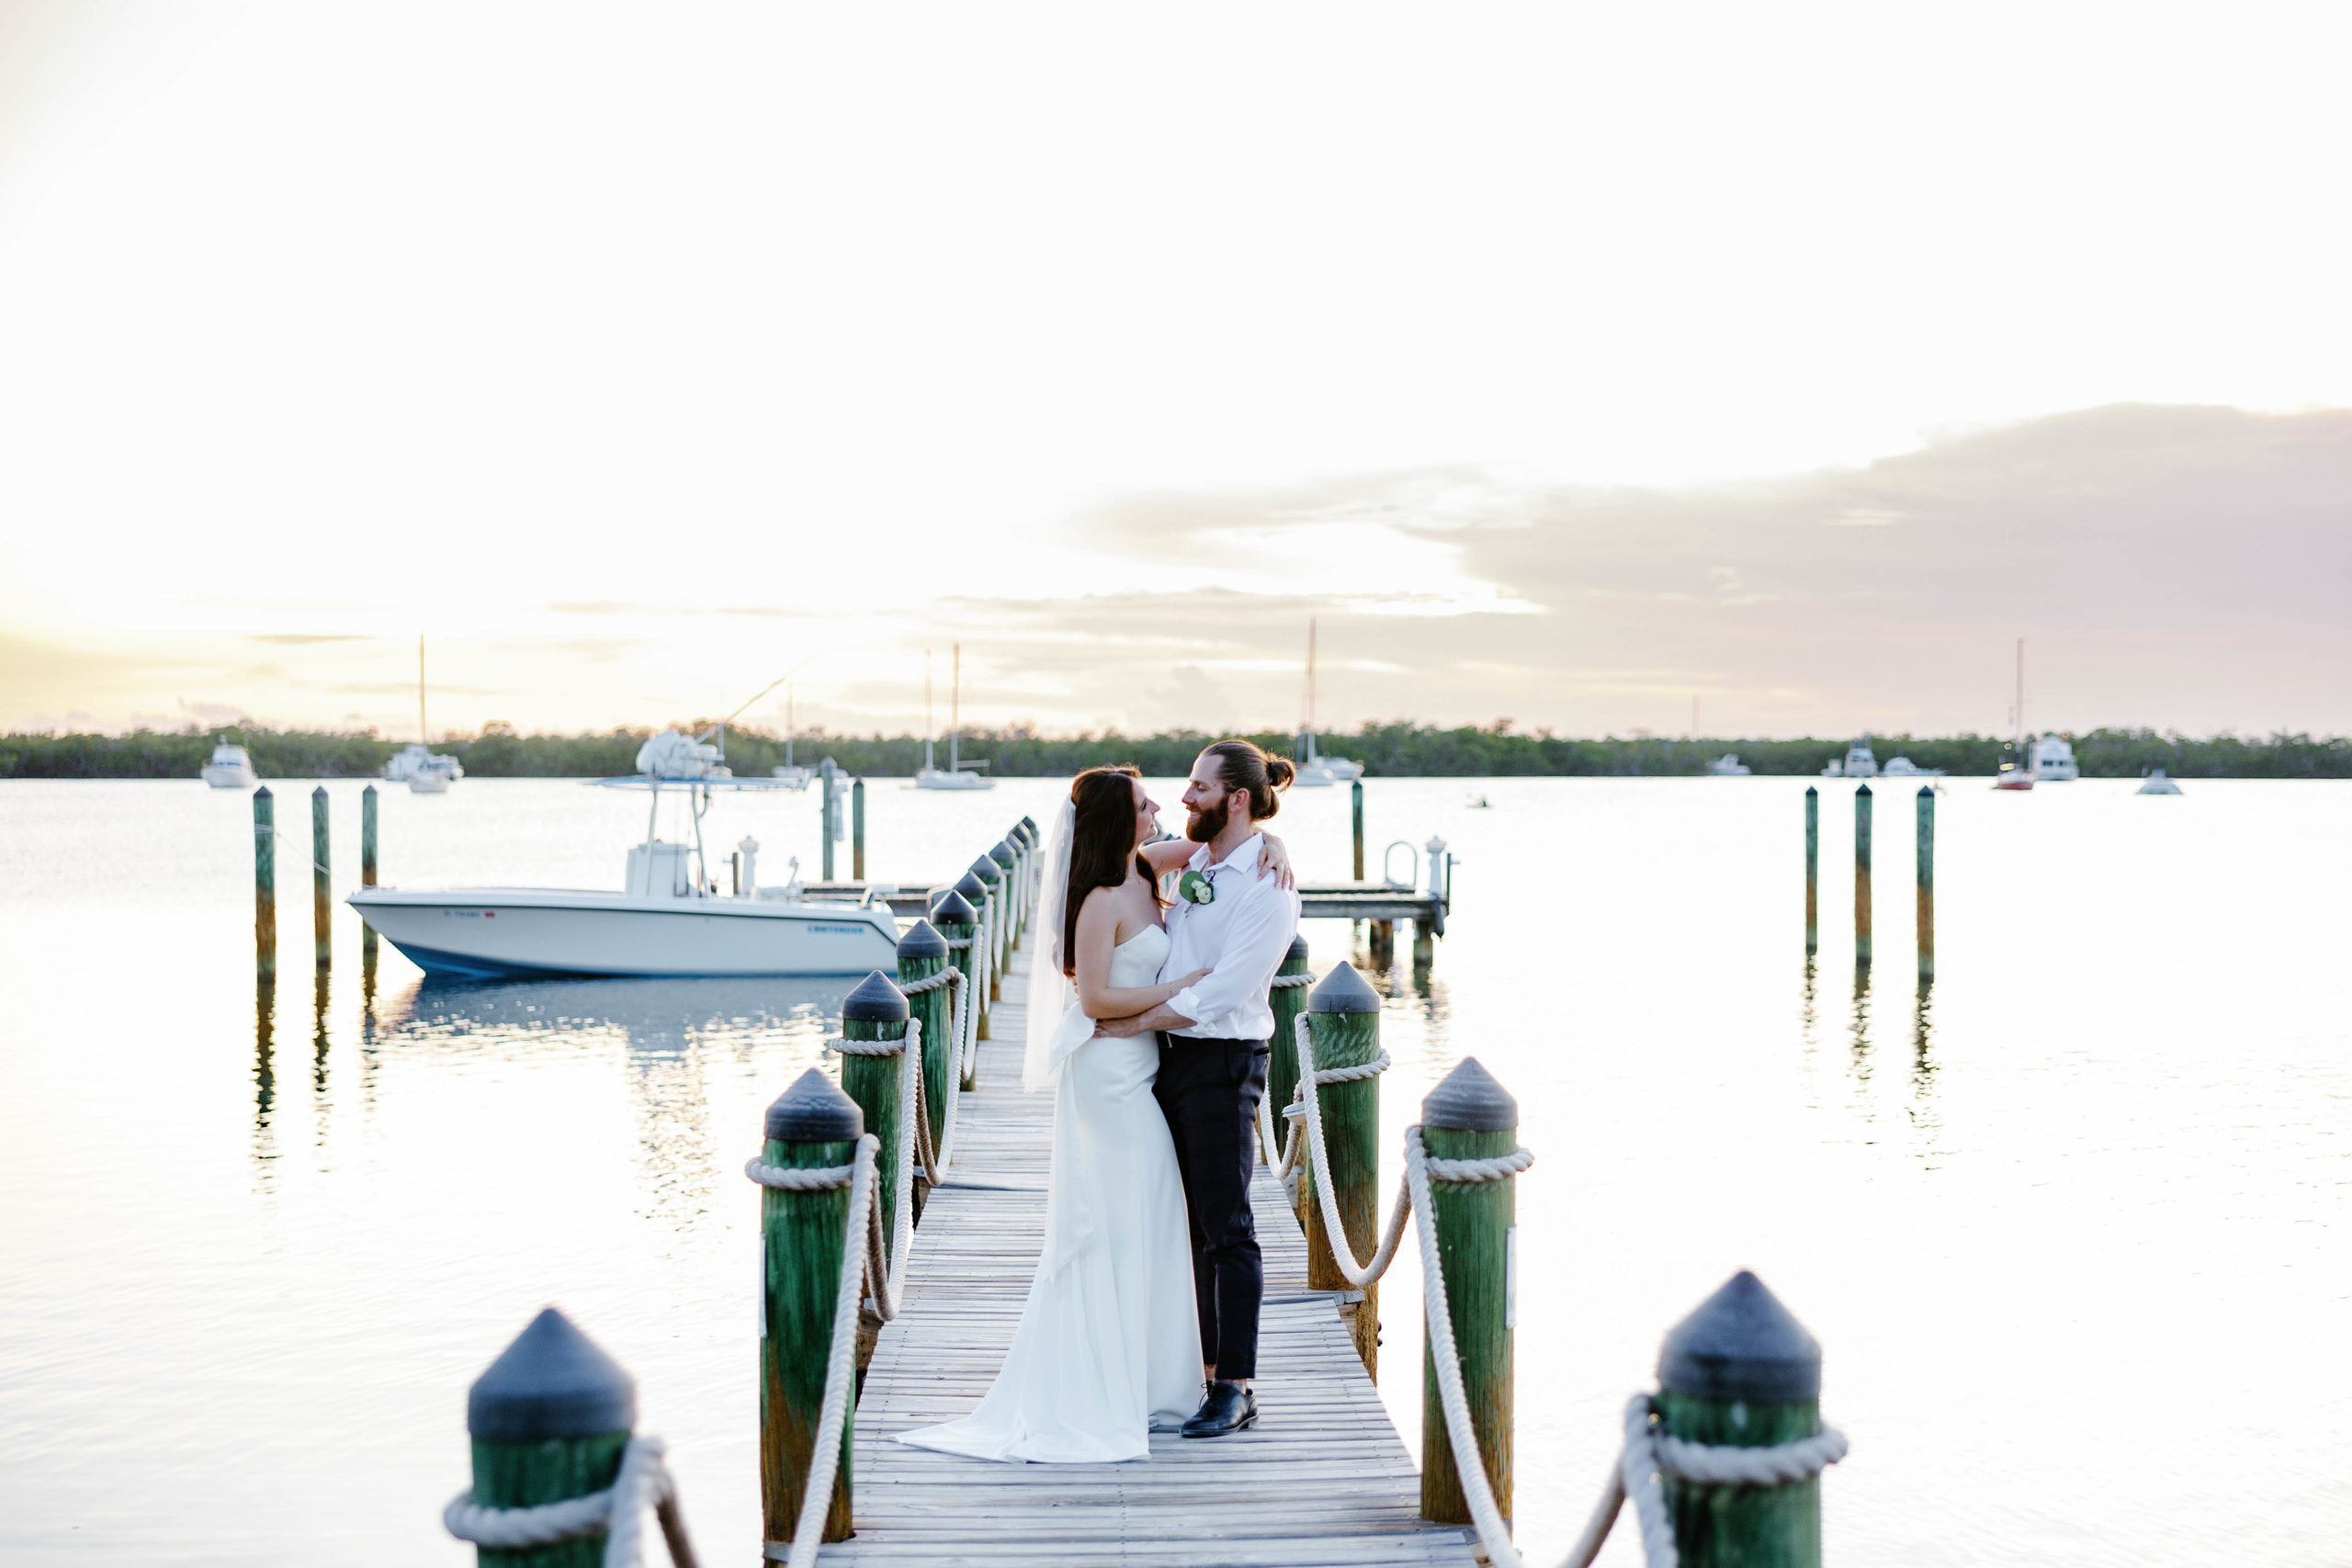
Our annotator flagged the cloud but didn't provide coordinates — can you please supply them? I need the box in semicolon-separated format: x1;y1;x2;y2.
248;634;371;645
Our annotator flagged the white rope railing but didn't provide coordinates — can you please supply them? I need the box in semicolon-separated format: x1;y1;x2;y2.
1269;972;1315;987
445;1433;695;1567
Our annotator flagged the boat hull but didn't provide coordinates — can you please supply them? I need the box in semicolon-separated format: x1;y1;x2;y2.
347;888;900;978
201;766;255;789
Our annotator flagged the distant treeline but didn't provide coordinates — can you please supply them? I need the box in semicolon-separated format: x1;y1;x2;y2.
6;722;2350;779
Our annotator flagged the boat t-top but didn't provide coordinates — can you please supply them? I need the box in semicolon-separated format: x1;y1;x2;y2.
201;736;257;789
347;726;899;979
914;644;994;790
384;636;463;794
1822;739;1878;779
1290;618;1363;787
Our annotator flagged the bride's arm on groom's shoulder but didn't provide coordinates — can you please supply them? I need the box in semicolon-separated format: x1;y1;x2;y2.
1136;833;1295;889
1070;888;1208;1020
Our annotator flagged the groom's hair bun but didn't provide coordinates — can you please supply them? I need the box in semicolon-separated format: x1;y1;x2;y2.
1202;739;1295;821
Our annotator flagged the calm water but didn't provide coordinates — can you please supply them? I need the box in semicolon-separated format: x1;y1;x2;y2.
1;776;2345;1564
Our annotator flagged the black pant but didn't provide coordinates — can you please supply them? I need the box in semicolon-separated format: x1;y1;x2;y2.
1153;1033;1268;1381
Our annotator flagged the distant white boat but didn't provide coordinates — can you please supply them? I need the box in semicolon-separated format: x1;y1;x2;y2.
2025;733;2078;782
1706;753;1751;776
1823;739;1877;779
2138;769;2183;795
914;644;994;790
387;636;462;794
1290;618;1363;787
348;728;897;978
1879;756;1944;778
201;737;256;789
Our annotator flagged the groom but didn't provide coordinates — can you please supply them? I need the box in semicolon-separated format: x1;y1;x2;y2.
1095;739;1302;1438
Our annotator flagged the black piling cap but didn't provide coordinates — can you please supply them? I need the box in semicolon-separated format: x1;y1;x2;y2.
362;782;378;796
842;970;909;1022
1422;1056;1518;1131
254;784;273;798
1804;784;1817;797
1285;934;1310;962
764;1066;864;1142
467;1306;637;1442
1657;1269;1822;1404
1007;822;1033;848
989;840;1016;869
1021;814;1037;832
955;869;989;900
969;853;1003;883
897;919;947;961
1308;962;1381;1014
1856;783;1872;796
1918;785;1934;798
931;887;978;925
312;784;328;798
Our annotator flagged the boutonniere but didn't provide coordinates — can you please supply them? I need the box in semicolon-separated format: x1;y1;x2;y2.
1177;869;1216;906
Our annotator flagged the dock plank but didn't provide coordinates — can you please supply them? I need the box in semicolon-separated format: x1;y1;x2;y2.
810;938;1473;1567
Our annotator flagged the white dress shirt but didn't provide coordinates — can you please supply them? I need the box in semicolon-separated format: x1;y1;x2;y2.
1159;831;1303;1043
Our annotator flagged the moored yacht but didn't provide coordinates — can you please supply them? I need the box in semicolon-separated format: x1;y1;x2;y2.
1823;739;1877;778
1289;618;1363;787
347;727;899;978
913;644;994;790
201;737;257;789
1705;753;1752;776
2137;768;2183;795
386;637;462;793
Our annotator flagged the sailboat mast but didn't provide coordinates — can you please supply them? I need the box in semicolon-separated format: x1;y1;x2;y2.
418;635;427;745
923;650;935;773
949;644;961;773
2015;637;2026;750
786;685;795;768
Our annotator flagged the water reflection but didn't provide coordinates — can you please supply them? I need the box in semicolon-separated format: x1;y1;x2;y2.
1911;978;1938;1096
311;969;332;1101
1848;963;1874;1091
253;975;277;1175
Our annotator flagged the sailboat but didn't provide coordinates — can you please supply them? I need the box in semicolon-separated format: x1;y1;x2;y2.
770;682;813;789
1994;637;2034;790
1290;618;1363;787
914;644;993;790
381;636;463;794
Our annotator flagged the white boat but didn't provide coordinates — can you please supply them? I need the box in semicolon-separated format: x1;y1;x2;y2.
347;728;899;978
1823;739;1877;779
201;737;257;789
768;679;813;789
386;637;463;794
1879;756;1943;778
914;644;994;790
1290;618;1363;787
2138;769;2183;795
1993;637;2040;790
2025;733;2078;782
1706;753;1751;776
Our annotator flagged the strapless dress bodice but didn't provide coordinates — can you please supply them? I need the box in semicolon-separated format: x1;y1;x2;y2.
1108;925;1170;987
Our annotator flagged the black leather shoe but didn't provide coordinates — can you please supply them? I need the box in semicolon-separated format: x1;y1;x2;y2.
1180;1379;1257;1438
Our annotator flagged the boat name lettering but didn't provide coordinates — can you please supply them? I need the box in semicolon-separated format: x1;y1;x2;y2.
810;923;867;935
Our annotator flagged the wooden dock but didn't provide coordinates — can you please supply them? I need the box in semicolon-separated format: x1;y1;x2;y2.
814;943;1477;1567
807;881;1448;932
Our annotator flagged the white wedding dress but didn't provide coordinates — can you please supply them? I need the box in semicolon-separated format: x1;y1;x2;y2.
898;925;1202;1462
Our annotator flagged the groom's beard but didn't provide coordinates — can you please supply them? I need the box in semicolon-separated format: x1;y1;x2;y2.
1184;798;1230;843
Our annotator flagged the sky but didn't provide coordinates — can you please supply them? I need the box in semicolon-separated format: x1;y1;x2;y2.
2;1;2347;742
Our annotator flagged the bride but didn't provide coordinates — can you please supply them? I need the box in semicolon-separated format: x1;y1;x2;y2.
898;764;1289;1463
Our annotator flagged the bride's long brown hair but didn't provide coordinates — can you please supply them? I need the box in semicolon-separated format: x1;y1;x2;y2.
1061;765;1165;977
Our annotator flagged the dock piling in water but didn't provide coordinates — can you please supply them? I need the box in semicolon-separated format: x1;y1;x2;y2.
1351;777;1365;879
837;972;910;1376
969;854;1006;1003
936;881;986;1070
1304;962;1384;1371
359;784;379;963
1419;1058;1519;1529
1853;784;1873;968
457;1306;639;1568
895;920;954;1205
252;786;276;981
311;786;331;969
1917;785;1936;983
1657;1270;1830;1568
851;779;865;883
760;1069;862;1550
819;761;839;882
1804;785;1819;955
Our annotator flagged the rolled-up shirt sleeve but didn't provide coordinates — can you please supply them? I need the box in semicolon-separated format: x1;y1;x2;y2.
1166;872;1299;1032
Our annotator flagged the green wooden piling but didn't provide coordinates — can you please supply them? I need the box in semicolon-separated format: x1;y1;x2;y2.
1419;1058;1518;1529
1265;935;1312;1149
1916;785;1935;983
1804;785;1818;956
1005;823;1032;935
1351;778;1365;880
1370;920;1394;967
969;855;1005;1003
988;841;1017;953
896;920;954;1181
311;786;332;969
851;779;866;883
820;765;837;883
253;786;277;981
933;886;983;1081
837;972;909;1302
463;1306;636;1568
359;784;379;962
761;1069;861;1550
1656;1270;1827;1568
1853;783;1873;968
1304;963;1383;1372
